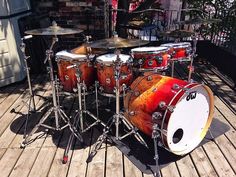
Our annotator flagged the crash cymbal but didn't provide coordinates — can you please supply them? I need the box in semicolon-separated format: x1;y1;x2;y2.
87;37;149;49
177;18;221;25
25;21;83;36
71;45;107;55
160;29;194;38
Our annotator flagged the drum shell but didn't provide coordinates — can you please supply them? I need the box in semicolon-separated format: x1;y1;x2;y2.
57;58;95;92
131;47;169;71
161;43;192;60
96;62;133;93
124;73;214;155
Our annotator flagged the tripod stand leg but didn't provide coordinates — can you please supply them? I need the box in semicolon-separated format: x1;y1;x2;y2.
23;97;33;138
63;133;75;164
59;109;83;142
86;116;114;163
21;107;53;148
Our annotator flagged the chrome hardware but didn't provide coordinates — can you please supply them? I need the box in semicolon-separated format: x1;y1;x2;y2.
148;60;154;66
155;56;163;64
129;111;135;116
172;84;180;90
138;59;143;65
65;75;69;80
134;91;140;96
159;101;166;109
152;112;162;121
147;75;153;81
159;101;175;113
152;88;158;92
106;78;111;84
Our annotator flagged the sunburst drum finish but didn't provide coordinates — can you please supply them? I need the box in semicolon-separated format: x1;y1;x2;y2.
161;42;192;60
56;51;95;92
96;54;133;94
131;46;170;71
124;73;214;155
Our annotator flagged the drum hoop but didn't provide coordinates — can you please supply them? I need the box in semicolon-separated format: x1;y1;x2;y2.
56;55;93;62
96;58;129;66
162;43;191;49
131;49;168;55
160;82;198;149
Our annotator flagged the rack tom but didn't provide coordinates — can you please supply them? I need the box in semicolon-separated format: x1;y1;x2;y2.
161;42;192;61
96;53;133;94
131;46;170;72
56;51;95;92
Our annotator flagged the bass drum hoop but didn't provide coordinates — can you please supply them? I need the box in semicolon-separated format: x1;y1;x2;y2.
161;83;214;155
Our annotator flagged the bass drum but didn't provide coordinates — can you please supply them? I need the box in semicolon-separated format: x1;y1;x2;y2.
124;73;214;155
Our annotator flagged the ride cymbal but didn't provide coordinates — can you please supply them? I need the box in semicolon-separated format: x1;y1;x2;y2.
25;21;83;36
87;37;149;49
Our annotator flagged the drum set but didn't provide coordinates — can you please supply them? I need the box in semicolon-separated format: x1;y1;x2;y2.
19;19;216;176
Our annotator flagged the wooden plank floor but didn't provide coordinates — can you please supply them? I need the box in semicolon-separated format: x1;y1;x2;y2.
0;58;235;177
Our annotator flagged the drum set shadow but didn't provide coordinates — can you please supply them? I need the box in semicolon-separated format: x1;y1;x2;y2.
19;21;215;176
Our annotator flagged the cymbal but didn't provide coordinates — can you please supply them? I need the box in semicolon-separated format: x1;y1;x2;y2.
87;37;149;49
177;18;221;25
160;29;194;38
25;22;83;36
71;45;107;55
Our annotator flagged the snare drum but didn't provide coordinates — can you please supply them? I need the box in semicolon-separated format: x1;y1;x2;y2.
56;51;95;92
161;42;192;61
124;73;214;155
96;53;133;94
131;46;170;71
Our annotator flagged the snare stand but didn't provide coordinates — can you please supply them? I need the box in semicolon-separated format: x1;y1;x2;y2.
21;36;83;148
86;50;147;162
62;58;104;163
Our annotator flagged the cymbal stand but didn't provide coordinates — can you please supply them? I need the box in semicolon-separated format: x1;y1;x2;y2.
21;36;83;148
188;33;197;82
20;38;36;138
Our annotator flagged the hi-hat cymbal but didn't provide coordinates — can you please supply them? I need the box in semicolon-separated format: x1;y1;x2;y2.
177;18;221;25
25;21;83;36
160;29;194;38
87;37;149;49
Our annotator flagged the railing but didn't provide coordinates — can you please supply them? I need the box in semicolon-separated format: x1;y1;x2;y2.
211;9;236;56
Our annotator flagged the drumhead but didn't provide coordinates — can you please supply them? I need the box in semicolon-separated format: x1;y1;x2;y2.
56;50;94;61
163;84;214;155
96;53;131;64
131;46;168;53
161;42;191;49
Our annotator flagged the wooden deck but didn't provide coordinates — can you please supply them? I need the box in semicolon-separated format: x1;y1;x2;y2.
0;58;235;177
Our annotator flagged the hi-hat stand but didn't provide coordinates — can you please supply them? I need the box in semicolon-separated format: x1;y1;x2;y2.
62;62;105;163
21;36;83;148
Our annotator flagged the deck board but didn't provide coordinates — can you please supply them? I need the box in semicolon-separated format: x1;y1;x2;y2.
203;141;235;176
106;145;123;177
8;148;40;177
176;155;199;177
190;147;217;177
0;57;235;177
161;162;180;177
